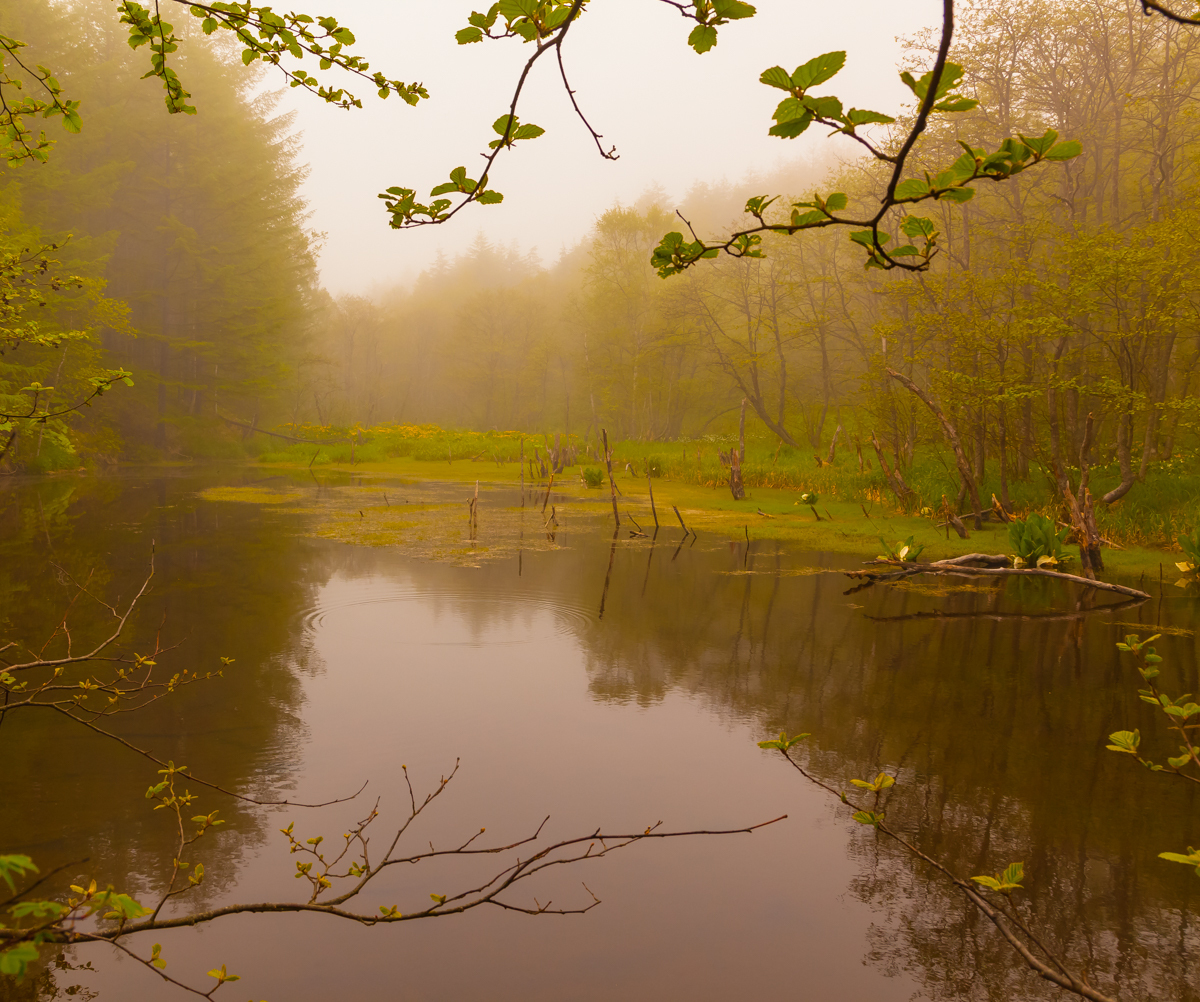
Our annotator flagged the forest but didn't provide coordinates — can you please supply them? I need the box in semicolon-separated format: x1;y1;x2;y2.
4;0;1200;1000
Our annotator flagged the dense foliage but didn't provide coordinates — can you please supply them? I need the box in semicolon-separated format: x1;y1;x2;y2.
0;0;318;469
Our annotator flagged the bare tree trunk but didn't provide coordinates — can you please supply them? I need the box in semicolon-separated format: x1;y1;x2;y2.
870;433;914;501
1102;408;1135;504
826;424;841;466
730;399;746;500
887;369;983;529
1056;413;1103;577
602;428;620;527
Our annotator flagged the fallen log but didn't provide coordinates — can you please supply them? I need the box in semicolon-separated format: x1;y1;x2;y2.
846;556;1150;600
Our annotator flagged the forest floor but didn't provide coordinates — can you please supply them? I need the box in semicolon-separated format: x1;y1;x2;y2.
255;452;1181;582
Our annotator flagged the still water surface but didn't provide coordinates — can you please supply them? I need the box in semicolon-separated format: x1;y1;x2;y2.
2;471;1198;1001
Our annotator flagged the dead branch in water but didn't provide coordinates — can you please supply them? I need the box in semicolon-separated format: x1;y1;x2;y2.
844;554;1150;600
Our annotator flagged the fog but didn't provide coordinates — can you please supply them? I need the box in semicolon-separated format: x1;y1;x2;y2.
280;0;941;293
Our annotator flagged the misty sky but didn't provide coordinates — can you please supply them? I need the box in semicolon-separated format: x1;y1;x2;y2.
278;0;943;294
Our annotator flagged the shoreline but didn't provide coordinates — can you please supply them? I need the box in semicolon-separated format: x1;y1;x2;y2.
256;456;1180;582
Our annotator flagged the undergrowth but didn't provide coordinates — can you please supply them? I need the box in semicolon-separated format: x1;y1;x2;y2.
255;423;1200;549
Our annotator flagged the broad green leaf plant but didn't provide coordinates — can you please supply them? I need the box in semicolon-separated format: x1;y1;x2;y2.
1008;512;1072;569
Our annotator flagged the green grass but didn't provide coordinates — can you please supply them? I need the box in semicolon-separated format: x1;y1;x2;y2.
252;422;1200;573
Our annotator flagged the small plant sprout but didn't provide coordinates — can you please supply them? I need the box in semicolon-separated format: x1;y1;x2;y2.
877;536;924;562
850;772;896;793
1158;848;1200;876
206;963;240;985
756;731;810;751
971;862;1025;895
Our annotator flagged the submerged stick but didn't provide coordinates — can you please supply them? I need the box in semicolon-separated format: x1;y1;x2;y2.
672;505;689;536
846;557;1151;600
602;429;619;528
647;473;659;529
542;473;555;514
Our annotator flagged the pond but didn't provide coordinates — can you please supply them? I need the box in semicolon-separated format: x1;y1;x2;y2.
2;470;1197;1002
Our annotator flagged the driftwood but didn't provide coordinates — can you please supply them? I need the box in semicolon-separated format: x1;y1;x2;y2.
845;553;1151;600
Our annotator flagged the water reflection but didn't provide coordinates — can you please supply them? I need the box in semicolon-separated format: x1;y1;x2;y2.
1;472;1196;1001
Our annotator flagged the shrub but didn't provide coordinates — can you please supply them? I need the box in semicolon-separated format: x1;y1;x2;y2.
582;467;605;488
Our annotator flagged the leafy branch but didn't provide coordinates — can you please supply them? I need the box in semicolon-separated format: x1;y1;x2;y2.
379;1;590;228
1;758;783;992
758;732;1118;1001
1108;633;1200;880
650;0;1082;276
117;0;429;117
0;240;133;461
0;34;80;164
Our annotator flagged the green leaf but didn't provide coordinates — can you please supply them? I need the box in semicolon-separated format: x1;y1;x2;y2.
803;95;843;119
938;186;975;203
688;24;718;53
1019;129;1058;156
849;229;887;248
846;108;894;126
456;26;483;44
0;942;39;979
894;178;930;200
1106;729;1141;754
971;861;1023;893
790;209;825;227
934;97;978;113
824;192;848;212
790;51;846;91
900;215;934;239
0;854;37;892
476;190;504;204
1159;848;1200;876
768;111;816;139
712;0;756;18
1045;140;1082;161
759;66;793;91
10;900;67;919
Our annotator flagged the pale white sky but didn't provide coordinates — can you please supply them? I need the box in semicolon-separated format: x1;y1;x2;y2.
277;0;942;294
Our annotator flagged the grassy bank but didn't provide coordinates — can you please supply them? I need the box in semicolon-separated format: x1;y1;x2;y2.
251;423;1198;578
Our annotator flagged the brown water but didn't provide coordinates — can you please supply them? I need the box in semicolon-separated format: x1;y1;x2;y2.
2;470;1198;1002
